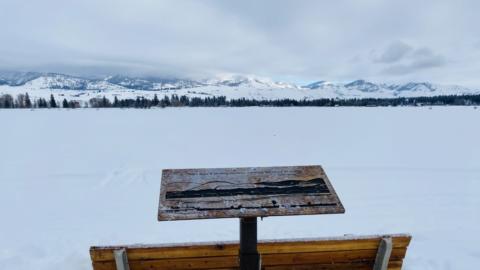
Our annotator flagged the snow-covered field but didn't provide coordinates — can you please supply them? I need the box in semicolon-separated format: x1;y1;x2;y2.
0;107;479;270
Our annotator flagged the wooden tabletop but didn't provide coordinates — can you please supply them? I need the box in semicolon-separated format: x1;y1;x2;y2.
158;165;345;221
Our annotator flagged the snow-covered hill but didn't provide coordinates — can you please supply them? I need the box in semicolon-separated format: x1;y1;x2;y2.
302;79;478;99
1;71;479;103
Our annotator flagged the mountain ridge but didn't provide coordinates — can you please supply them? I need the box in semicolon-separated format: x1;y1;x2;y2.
1;71;479;101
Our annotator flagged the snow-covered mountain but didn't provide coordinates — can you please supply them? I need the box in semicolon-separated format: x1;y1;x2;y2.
206;73;298;89
1;71;479;102
105;75;203;90
301;79;478;99
0;71;43;86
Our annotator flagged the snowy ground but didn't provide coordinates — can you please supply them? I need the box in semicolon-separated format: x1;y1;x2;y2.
0;107;479;270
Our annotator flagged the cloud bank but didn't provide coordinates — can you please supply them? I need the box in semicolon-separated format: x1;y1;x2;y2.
1;0;480;86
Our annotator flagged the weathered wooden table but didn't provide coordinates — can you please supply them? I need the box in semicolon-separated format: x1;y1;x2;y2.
158;165;345;270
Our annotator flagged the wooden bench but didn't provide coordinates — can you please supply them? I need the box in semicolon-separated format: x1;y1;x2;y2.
90;234;411;270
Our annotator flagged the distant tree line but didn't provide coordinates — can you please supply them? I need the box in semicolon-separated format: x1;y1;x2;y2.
0;93;80;109
88;95;229;108
86;94;480;108
1;93;480;109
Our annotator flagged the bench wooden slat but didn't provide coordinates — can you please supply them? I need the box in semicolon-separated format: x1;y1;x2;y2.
92;249;406;270
91;235;411;262
90;235;411;270
176;260;404;270
93;261;404;270
264;260;404;270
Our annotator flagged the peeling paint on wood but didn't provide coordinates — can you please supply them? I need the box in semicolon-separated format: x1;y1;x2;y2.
158;165;345;221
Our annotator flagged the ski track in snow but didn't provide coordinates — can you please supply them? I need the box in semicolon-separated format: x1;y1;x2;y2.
0;107;479;270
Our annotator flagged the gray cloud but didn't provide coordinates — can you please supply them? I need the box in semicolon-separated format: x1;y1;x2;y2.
374;41;413;63
379;45;446;75
410;48;446;69
1;0;480;85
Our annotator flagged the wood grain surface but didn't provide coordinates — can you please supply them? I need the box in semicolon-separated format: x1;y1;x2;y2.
90;234;411;270
158;165;345;221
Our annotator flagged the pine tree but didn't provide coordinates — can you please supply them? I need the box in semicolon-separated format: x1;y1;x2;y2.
135;97;141;108
37;98;47;108
152;94;159;106
62;98;69;108
102;96;108;107
0;94;14;108
25;93;32;108
49;94;57;108
160;95;170;107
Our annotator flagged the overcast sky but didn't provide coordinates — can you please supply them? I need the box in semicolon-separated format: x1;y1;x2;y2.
1;0;480;85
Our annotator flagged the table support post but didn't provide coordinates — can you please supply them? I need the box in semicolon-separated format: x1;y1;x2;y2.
239;217;261;270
